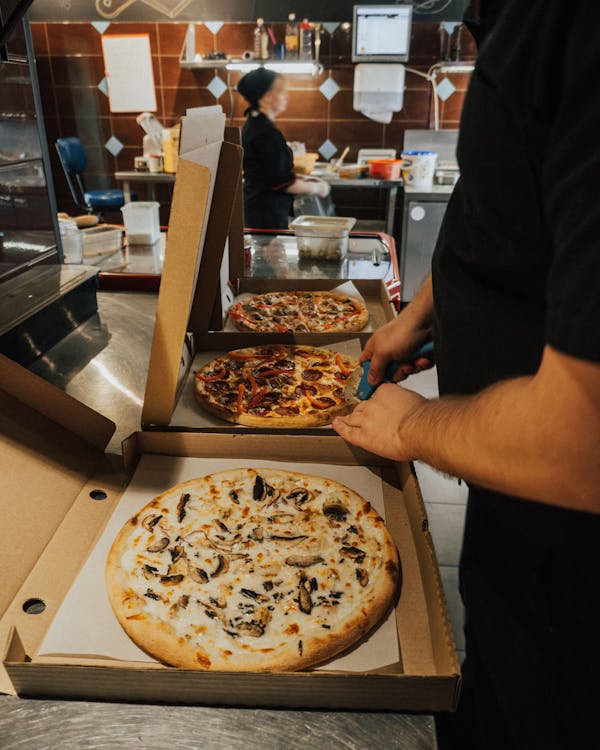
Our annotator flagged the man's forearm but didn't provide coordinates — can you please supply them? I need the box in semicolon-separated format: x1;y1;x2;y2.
403;368;600;513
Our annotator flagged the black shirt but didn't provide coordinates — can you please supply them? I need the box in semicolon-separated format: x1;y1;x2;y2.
432;3;600;746
433;0;600;396
242;111;295;230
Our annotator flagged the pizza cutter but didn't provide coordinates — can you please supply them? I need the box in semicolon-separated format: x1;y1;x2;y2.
345;341;435;403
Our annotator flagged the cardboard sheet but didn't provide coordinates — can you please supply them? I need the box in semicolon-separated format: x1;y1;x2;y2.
178;106;226;322
169;338;363;430
38;455;400;673
223;281;375;332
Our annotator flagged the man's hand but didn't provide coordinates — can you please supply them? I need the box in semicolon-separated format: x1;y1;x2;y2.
337;345;600;514
361;318;435;385
332;384;426;460
361;276;435;386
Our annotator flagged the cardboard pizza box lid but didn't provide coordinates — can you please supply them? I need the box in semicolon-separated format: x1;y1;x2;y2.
141;109;243;428
0;353;116;624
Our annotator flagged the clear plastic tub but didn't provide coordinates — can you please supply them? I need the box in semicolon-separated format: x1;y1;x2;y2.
58;218;83;264
120;201;160;245
81;224;123;257
290;215;357;261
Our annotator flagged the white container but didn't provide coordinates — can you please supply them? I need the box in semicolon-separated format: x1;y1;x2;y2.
401;150;438;189
58;217;83;264
120;202;161;245
290;215;356;261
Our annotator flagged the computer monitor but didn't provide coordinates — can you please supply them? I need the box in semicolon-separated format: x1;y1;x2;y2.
352;4;413;63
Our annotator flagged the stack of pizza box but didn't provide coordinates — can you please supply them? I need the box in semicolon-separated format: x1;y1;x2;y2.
0;108;460;711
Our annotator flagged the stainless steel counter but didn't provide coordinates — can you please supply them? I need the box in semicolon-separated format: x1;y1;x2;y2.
5;289;438;748
28;291;157;453
0;695;436;749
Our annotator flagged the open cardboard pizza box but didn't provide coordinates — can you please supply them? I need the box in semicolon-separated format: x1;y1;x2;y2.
0;351;460;710
141;107;398;432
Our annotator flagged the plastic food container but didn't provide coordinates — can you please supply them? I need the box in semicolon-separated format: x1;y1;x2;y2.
293;152;319;175
368;159;403;180
290;215;357;261
120;201;161;245
338;163;369;179
58;217;83;264
81;224;123;257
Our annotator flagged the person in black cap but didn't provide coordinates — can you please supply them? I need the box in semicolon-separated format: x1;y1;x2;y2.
237;68;330;230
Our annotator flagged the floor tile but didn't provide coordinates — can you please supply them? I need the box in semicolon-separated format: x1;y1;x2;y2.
424;502;466;567
405;365;439;399
439;565;465;651
414;461;468;505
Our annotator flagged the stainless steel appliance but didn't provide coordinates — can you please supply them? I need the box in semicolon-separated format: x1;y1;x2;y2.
399;130;458;301
400;193;450;301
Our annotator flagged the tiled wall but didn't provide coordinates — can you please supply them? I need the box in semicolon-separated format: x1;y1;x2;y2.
31;21;475;221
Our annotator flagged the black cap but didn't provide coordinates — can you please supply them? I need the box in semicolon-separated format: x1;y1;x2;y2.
237;68;277;111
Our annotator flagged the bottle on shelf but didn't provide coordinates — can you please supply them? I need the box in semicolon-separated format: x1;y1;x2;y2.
299;18;313;61
285;12;299;59
254;18;269;60
261;22;269;60
184;23;195;62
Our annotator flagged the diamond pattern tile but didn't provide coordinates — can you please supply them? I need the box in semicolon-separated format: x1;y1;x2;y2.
204;21;224;35
442;22;460;34
97;77;109;97
92;21;110;35
318;139;337;161
104;135;124;157
207;75;227;100
319;76;340;101
323;22;340;35
436;77;456;102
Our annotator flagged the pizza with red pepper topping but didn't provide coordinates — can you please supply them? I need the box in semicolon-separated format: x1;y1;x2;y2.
228;291;369;333
193;345;359;427
105;468;400;671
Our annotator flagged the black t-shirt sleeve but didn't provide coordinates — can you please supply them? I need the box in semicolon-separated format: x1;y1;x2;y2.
251;131;295;191
542;6;600;363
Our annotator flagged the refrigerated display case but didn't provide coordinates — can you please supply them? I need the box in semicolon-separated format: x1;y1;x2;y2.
0;5;98;365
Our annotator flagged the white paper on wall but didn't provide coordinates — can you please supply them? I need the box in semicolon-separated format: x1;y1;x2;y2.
102;34;157;113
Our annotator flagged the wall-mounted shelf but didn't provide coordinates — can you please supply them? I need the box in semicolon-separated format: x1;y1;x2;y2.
180;57;321;75
180;58;228;69
179;24;321;74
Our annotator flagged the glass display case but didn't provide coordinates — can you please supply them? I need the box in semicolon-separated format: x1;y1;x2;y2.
0;2;59;251
0;6;99;366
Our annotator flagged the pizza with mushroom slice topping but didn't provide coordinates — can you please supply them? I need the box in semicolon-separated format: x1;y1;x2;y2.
228;291;369;333
105;469;400;671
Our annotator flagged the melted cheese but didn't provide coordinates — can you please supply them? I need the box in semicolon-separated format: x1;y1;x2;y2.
116;469;394;668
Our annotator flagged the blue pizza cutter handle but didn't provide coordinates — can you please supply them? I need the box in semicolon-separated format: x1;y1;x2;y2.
355;341;435;401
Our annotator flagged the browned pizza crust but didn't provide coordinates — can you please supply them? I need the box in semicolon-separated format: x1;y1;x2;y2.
106;469;400;671
194;394;352;428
